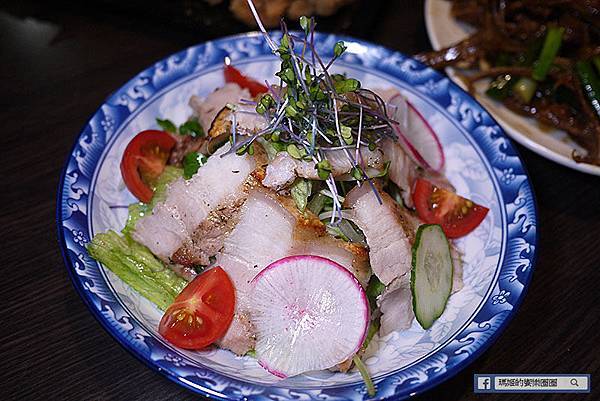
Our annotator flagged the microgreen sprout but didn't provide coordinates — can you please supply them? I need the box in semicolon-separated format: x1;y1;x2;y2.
229;0;399;222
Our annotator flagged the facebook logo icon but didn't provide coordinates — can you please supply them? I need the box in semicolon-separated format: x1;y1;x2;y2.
477;376;492;391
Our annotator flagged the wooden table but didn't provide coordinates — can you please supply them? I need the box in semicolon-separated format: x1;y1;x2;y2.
2;1;598;400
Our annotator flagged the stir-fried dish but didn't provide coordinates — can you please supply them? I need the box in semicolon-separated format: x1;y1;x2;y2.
86;5;489;395
417;0;600;165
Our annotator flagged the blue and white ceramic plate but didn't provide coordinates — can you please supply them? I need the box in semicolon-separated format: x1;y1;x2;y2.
57;32;538;400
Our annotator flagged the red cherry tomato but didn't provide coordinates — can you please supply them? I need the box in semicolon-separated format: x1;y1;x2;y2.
120;130;176;203
412;178;489;239
224;64;268;97
158;267;235;350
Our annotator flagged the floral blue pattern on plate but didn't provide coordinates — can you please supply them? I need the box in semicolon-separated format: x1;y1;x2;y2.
57;32;538;400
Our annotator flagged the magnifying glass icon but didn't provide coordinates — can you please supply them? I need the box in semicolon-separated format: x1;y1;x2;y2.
570;378;579;387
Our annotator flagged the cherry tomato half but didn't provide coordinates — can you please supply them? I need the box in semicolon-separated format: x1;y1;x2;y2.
224;64;268;97
158;267;235;350
120;130;176;203
413;178;489;239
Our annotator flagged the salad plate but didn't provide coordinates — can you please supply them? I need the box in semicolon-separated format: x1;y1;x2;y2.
424;0;600;176
57;31;537;400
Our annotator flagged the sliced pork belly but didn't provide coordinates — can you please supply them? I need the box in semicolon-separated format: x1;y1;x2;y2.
290;232;371;287
381;138;418;207
261;152;298;189
451;246;464;293
377;244;464;336
170;197;246;266
262;147;384;190
378;277;415;336
344;183;414;286
215;190;372;355
215;191;295;354
132;144;255;261
206;102;269;143
189;83;250;132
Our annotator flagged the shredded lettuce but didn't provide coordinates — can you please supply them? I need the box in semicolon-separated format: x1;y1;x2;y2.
87;231;187;310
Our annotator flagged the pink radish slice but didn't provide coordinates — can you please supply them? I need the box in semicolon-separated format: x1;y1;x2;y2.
250;255;369;378
387;94;445;172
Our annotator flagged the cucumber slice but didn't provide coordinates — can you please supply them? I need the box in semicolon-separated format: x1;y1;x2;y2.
411;224;453;329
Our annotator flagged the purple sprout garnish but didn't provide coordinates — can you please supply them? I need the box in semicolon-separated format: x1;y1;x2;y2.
227;0;400;223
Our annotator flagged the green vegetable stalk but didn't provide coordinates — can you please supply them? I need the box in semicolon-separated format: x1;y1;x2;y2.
575;61;600;119
353;355;376;397
513;77;537;104
532;26;565;82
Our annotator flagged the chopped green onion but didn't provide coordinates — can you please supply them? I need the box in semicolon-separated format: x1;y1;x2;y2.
532;26;565;81
270;130;281;142
255;103;267;114
513;77;538;103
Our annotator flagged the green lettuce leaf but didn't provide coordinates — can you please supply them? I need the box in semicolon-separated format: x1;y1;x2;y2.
87;231;187;310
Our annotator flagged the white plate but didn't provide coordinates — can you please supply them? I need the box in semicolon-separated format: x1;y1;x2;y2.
424;0;600;175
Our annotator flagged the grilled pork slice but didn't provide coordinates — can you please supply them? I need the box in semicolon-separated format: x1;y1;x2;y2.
377;242;464;336
451;246;464;293
381;138;418;207
345;183;414;286
132;144;255;261
215;191;296;354
189;83;250;132
290;231;371;288
378;276;415;336
170;197;246;266
208;103;268;139
262;147;384;190
215;190;371;355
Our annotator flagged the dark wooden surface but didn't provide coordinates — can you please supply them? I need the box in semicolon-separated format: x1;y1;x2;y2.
1;1;599;400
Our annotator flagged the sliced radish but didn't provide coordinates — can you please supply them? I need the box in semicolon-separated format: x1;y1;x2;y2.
388;94;445;173
250;255;369;378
